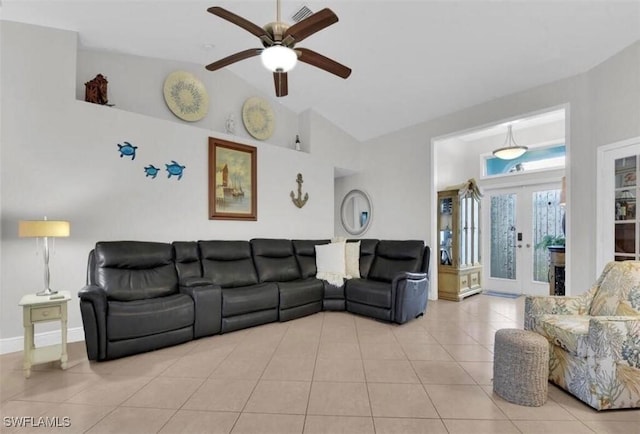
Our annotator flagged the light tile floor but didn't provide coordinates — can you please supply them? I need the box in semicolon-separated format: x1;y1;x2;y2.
1;295;639;433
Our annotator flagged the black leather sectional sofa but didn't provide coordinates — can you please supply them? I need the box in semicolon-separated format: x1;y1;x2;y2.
79;238;430;361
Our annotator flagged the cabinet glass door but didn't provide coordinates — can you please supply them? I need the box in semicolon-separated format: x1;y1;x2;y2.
614;156;638;261
460;196;480;267
439;197;453;266
596;138;640;272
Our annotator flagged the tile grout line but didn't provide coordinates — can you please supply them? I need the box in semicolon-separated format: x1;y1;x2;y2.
301;311;327;433
399;318;448;425
236;322;289;415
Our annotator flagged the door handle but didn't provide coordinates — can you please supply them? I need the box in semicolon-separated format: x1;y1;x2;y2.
526;243;531;248
517;244;522;248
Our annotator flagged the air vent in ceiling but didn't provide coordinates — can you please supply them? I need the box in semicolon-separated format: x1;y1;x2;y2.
291;5;313;23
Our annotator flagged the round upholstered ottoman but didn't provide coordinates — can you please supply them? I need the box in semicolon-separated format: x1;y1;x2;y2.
493;328;549;406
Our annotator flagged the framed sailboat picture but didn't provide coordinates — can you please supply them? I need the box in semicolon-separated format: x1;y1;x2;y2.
209;137;257;220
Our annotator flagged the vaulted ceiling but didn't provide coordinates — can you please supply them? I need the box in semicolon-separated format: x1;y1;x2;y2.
2;1;639;141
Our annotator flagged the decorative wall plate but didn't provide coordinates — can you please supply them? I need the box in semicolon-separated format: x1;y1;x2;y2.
242;97;275;140
163;71;209;122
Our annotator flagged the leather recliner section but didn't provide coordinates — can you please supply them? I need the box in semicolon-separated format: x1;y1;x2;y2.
107;294;194;341
199;240;280;333
253;238;323;321
344;240;430;324
94;241;179;301
222;283;279;317
251;238;301;282
79;238;431;361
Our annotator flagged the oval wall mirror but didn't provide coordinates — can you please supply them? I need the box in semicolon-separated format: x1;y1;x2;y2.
340;189;372;236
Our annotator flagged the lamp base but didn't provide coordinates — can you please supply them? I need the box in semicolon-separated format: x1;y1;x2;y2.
36;288;58;297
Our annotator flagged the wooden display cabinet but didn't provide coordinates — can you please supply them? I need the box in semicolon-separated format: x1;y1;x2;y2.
437;180;483;301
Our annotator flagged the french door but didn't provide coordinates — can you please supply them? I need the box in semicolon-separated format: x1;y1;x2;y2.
482;182;563;296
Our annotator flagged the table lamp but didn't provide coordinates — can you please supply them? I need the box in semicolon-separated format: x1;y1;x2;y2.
18;217;70;296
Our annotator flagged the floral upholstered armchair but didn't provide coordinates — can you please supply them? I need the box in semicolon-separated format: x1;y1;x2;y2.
525;261;640;410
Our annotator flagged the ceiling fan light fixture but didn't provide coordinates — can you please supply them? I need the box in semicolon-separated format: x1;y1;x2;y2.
261;45;297;72
492;125;528;160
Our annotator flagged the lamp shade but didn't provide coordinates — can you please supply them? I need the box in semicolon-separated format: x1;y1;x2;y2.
261;46;297;72
492;146;528;160
492;124;528;160
19;220;70;238
619;190;635;200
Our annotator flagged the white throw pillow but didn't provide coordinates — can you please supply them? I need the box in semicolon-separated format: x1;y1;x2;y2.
345;241;361;278
316;242;346;274
315;242;347;286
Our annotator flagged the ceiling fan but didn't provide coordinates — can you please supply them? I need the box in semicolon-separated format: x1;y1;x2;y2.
205;0;352;97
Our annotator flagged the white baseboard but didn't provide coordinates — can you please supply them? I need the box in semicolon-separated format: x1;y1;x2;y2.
0;327;85;355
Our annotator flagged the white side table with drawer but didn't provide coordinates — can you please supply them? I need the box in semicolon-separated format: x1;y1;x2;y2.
19;291;71;378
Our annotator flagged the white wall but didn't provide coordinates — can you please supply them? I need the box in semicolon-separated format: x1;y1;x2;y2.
0;21;336;345
339;41;640;297
302;110;361;173
435;136;472;191
335;124;431;240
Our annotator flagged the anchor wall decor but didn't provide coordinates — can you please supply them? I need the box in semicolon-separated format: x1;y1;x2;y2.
290;173;309;208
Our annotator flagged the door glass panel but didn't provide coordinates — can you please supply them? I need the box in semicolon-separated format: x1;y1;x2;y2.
490;194;516;279
532;189;563;283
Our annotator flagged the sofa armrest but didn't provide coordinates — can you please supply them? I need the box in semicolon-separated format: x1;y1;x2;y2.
78;285;108;361
392;272;429;324
180;284;222;338
396;272;428;281
585;316;640;408
588;316;640;362
525;294;592;332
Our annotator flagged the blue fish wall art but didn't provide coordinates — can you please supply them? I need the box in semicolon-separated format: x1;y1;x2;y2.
166;160;185;180
117;141;137;160
144;165;160;179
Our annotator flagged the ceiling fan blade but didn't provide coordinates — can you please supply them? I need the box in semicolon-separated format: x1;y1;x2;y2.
208;6;274;45
297;48;352;79
273;71;288;97
205;48;262;71
282;8;338;46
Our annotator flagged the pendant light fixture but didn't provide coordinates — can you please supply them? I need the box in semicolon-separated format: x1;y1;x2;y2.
493;124;528;160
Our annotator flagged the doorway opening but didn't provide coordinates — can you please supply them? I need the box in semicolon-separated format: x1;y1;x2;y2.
431;106;568;299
